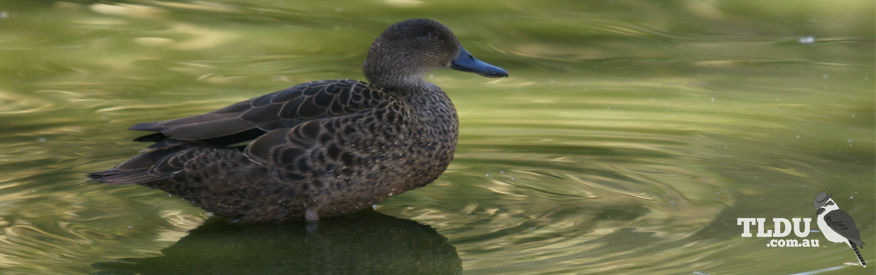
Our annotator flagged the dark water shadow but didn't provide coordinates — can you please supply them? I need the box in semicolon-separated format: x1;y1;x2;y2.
93;210;461;274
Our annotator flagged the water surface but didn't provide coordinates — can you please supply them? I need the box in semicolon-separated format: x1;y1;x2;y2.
0;1;873;274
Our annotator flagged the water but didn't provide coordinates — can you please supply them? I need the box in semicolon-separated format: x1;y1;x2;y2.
0;1;873;274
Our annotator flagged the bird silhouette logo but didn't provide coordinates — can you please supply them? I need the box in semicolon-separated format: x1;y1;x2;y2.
814;192;866;267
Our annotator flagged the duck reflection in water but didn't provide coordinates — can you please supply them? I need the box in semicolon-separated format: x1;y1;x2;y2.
93;210;461;274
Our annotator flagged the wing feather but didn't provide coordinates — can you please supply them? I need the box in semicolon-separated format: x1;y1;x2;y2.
130;80;380;146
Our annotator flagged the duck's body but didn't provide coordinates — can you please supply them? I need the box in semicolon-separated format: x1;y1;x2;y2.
89;19;507;222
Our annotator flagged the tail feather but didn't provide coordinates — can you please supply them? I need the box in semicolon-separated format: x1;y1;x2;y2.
850;241;867;268
88;169;169;185
133;132;167;142
89;146;184;185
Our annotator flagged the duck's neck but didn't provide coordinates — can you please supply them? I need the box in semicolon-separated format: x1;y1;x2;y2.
368;74;433;95
369;74;454;118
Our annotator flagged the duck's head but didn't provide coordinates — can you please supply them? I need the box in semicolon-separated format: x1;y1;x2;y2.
363;19;508;88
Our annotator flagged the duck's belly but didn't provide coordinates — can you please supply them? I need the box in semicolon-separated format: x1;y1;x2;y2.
309;140;455;218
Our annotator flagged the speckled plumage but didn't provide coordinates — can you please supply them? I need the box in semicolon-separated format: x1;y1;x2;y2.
89;19;507;222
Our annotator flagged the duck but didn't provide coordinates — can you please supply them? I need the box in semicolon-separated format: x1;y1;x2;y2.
88;18;508;222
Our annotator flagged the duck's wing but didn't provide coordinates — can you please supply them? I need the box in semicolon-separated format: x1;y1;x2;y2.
241;97;401;180
89;80;389;185
130;80;385;147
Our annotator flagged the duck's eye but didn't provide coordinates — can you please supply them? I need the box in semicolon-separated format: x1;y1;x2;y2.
425;31;439;40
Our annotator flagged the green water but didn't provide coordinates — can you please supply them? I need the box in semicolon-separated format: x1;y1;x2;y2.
1;1;874;274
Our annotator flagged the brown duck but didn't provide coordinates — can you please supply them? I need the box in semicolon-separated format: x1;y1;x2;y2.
89;19;508;222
